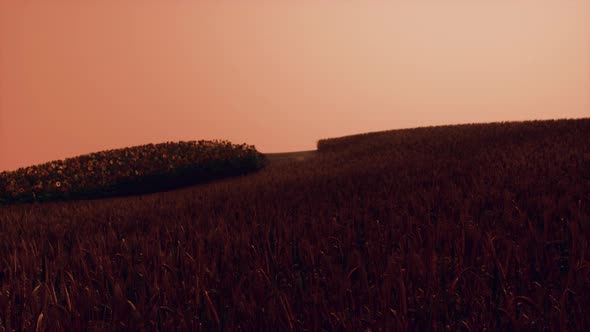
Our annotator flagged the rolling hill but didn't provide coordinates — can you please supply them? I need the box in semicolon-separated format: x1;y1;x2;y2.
1;118;589;331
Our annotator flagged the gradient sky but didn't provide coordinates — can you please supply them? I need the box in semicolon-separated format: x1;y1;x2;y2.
1;1;589;171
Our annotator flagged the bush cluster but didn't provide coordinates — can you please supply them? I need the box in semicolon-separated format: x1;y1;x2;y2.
0;140;265;204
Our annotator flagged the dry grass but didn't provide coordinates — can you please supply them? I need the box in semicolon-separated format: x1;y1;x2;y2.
0;118;589;331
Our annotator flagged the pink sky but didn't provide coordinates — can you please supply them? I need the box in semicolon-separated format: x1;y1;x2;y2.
1;1;589;171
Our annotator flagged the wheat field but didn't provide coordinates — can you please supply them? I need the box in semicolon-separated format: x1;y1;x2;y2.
1;118;589;331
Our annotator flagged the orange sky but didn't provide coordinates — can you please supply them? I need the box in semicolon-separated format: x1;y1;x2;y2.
1;1;589;171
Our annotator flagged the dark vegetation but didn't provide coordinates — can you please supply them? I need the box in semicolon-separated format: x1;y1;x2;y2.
0;118;589;331
0;140;265;205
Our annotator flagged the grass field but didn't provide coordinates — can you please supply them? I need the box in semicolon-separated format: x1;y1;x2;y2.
1;118;589;331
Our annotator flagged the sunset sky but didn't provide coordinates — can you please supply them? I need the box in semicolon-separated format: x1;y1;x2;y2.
1;1;589;171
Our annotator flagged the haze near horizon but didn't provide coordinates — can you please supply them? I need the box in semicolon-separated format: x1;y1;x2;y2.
1;1;589;171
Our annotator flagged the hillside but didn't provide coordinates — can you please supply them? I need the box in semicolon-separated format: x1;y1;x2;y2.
1;118;589;331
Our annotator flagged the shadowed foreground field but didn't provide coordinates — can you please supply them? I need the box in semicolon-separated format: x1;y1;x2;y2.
1;119;589;331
